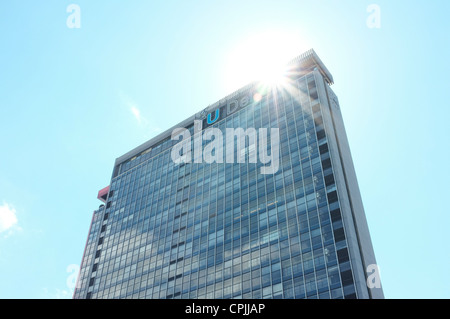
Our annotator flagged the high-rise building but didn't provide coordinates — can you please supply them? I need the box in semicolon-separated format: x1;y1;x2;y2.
73;49;383;299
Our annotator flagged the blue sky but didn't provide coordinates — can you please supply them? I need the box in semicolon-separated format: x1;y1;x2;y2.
0;1;449;299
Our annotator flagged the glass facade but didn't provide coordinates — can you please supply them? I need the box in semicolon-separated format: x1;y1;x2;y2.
74;50;380;299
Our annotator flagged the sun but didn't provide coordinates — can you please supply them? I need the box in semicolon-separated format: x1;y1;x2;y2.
224;30;310;93
257;61;288;88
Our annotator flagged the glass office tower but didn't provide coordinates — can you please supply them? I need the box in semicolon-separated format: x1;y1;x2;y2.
74;49;383;299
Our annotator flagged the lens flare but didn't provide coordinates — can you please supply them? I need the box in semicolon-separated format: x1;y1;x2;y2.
253;92;262;102
224;30;310;93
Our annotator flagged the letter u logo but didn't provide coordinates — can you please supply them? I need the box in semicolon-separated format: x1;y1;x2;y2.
207;109;220;125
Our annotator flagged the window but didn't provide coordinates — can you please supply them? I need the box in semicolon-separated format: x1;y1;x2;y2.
316;129;326;140
321;158;332;170
337;248;349;263
330;208;341;223
333;228;345;243
340;270;354;286
324;174;335;187
319;144;329;155
327;190;338;203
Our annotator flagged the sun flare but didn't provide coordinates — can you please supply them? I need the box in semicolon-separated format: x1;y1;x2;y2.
224;30;310;93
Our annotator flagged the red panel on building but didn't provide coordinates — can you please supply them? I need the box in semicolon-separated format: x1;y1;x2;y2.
97;185;110;203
